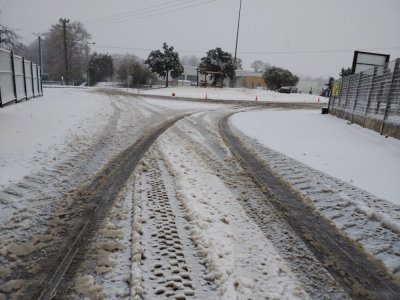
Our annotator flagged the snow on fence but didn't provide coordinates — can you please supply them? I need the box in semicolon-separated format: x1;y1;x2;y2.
329;58;400;139
0;48;43;107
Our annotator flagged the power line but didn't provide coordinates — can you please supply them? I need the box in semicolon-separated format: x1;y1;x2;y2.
86;0;216;27
92;44;400;55
94;44;153;52
85;0;190;24
88;0;215;26
237;46;400;55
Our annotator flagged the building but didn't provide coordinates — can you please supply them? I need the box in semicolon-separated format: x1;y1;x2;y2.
235;70;266;89
176;66;198;85
174;66;267;88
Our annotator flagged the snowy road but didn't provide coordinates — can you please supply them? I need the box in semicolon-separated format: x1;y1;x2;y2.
0;88;399;299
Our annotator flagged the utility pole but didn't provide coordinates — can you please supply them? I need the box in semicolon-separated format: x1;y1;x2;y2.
59;18;70;85
87;50;90;87
233;0;243;88
33;33;43;77
85;42;96;87
37;36;43;77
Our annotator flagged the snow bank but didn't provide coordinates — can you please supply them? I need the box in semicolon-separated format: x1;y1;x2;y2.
138;86;327;103
0;88;113;188
232;109;400;205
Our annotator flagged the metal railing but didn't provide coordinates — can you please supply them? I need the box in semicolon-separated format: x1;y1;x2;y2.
329;58;400;138
0;48;43;107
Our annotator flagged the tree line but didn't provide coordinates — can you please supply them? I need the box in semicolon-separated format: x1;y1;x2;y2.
1;18;348;90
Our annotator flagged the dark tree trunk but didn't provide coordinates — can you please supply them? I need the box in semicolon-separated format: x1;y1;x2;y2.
166;71;169;87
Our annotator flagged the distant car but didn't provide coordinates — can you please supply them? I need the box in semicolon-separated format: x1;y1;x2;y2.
278;86;298;93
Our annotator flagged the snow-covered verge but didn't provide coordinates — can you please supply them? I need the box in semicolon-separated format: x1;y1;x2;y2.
0;88;113;188
158;128;310;299
232;109;400;205
134;86;327;103
231;109;400;277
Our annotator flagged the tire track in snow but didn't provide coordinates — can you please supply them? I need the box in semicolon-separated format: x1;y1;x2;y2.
219;112;400;299
138;148;217;299
159;124;312;299
238;139;400;278
170;111;348;299
2;113;190;299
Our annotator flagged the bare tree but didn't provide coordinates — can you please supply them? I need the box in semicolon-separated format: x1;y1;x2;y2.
235;57;243;70
115;54;156;87
43;20;91;83
0;24;24;54
251;60;270;73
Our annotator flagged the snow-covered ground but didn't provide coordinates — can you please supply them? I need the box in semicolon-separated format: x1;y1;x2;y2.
1;88;398;298
135;86;328;103
0;89;113;188
158;128;310;299
232;109;400;205
231;109;400;277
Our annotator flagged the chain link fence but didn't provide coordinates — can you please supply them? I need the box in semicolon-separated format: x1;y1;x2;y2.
0;48;43;107
329;58;400;139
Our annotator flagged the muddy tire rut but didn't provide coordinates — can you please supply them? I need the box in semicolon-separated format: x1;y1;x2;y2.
219;112;400;299
1;113;190;299
169;111;348;299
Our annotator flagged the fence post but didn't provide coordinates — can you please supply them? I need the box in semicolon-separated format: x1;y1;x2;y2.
36;66;40;96
39;66;43;95
363;66;377;127
10;51;18;102
22;58;28;100
31;61;35;97
337;77;344;108
0;86;2;108
351;72;362;123
380;59;400;135
342;75;352;117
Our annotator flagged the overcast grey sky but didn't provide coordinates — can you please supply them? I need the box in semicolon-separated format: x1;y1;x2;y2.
1;0;400;78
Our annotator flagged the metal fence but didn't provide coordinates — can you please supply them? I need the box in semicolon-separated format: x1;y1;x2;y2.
329;58;400;138
0;48;43;107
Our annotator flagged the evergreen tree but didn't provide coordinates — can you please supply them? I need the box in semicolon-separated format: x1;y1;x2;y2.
88;53;114;86
198;47;234;87
145;42;183;87
263;66;299;90
339;67;352;77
